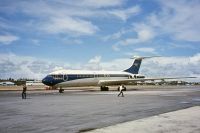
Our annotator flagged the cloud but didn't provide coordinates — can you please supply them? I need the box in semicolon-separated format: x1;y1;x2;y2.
103;28;132;41
116;38;136;46
81;56;103;70
0;0;142;37
0;53;70;79
169;43;195;50
134;23;155;42
189;53;200;64
0;35;19;45
148;0;200;42
88;56;101;64
73;39;83;44
111;0;200;52
0;17;16;30
112;44;120;51
140;54;200;80
108;6;141;21
80;0;124;8
0;1;100;36
114;23;155;47
135;47;156;54
101;58;131;71
61;38;83;45
56;0;123;8
31;39;40;46
41;17;98;35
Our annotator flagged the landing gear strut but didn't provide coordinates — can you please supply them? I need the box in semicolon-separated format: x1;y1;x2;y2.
59;87;64;93
100;86;109;91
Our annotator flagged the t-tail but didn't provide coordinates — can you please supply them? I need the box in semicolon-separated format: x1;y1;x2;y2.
124;56;160;74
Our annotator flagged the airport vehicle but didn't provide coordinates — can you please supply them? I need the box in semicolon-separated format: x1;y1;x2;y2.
26;80;43;86
42;56;194;93
0;81;15;86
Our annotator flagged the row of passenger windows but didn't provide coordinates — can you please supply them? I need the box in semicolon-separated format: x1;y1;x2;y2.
77;75;94;78
77;74;111;78
50;74;110;78
50;74;130;79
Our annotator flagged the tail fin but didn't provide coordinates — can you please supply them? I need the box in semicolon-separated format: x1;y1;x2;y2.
124;56;160;74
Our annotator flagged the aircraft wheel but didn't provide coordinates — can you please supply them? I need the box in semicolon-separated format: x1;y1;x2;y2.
101;86;109;91
59;88;64;93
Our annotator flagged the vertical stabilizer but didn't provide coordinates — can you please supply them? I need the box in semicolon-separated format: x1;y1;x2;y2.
124;56;159;74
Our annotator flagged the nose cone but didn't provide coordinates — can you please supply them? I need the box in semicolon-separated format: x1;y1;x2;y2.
42;76;54;86
42;77;48;86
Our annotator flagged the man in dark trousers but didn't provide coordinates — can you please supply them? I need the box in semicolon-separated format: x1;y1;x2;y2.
118;85;125;97
22;84;27;99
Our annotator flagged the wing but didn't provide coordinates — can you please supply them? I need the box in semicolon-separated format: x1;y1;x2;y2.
98;77;196;86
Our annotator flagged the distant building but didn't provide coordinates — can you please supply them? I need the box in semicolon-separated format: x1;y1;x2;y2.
0;81;15;86
26;80;43;86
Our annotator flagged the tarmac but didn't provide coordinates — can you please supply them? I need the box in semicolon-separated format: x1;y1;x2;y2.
0;86;200;133
86;106;200;133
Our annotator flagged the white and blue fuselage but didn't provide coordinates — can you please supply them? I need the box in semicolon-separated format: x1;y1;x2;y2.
42;70;141;87
42;57;145;88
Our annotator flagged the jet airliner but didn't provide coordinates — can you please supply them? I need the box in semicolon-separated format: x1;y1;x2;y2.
42;56;194;93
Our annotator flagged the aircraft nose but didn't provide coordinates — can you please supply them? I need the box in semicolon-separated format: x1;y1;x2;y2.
42;76;55;86
42;77;48;85
42;76;52;86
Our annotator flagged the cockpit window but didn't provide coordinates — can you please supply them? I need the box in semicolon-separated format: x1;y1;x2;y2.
50;74;64;80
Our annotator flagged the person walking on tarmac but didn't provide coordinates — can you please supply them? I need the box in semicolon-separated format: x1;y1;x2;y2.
118;85;125;97
22;84;27;99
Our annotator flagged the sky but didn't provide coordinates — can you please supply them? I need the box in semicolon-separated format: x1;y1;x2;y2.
0;0;200;81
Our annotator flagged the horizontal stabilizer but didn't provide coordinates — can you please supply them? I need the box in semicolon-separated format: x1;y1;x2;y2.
130;56;161;59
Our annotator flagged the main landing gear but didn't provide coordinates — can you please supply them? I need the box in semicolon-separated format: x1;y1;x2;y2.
59;87;64;93
100;86;109;91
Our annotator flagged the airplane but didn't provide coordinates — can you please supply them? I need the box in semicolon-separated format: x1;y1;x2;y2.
42;56;195;93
